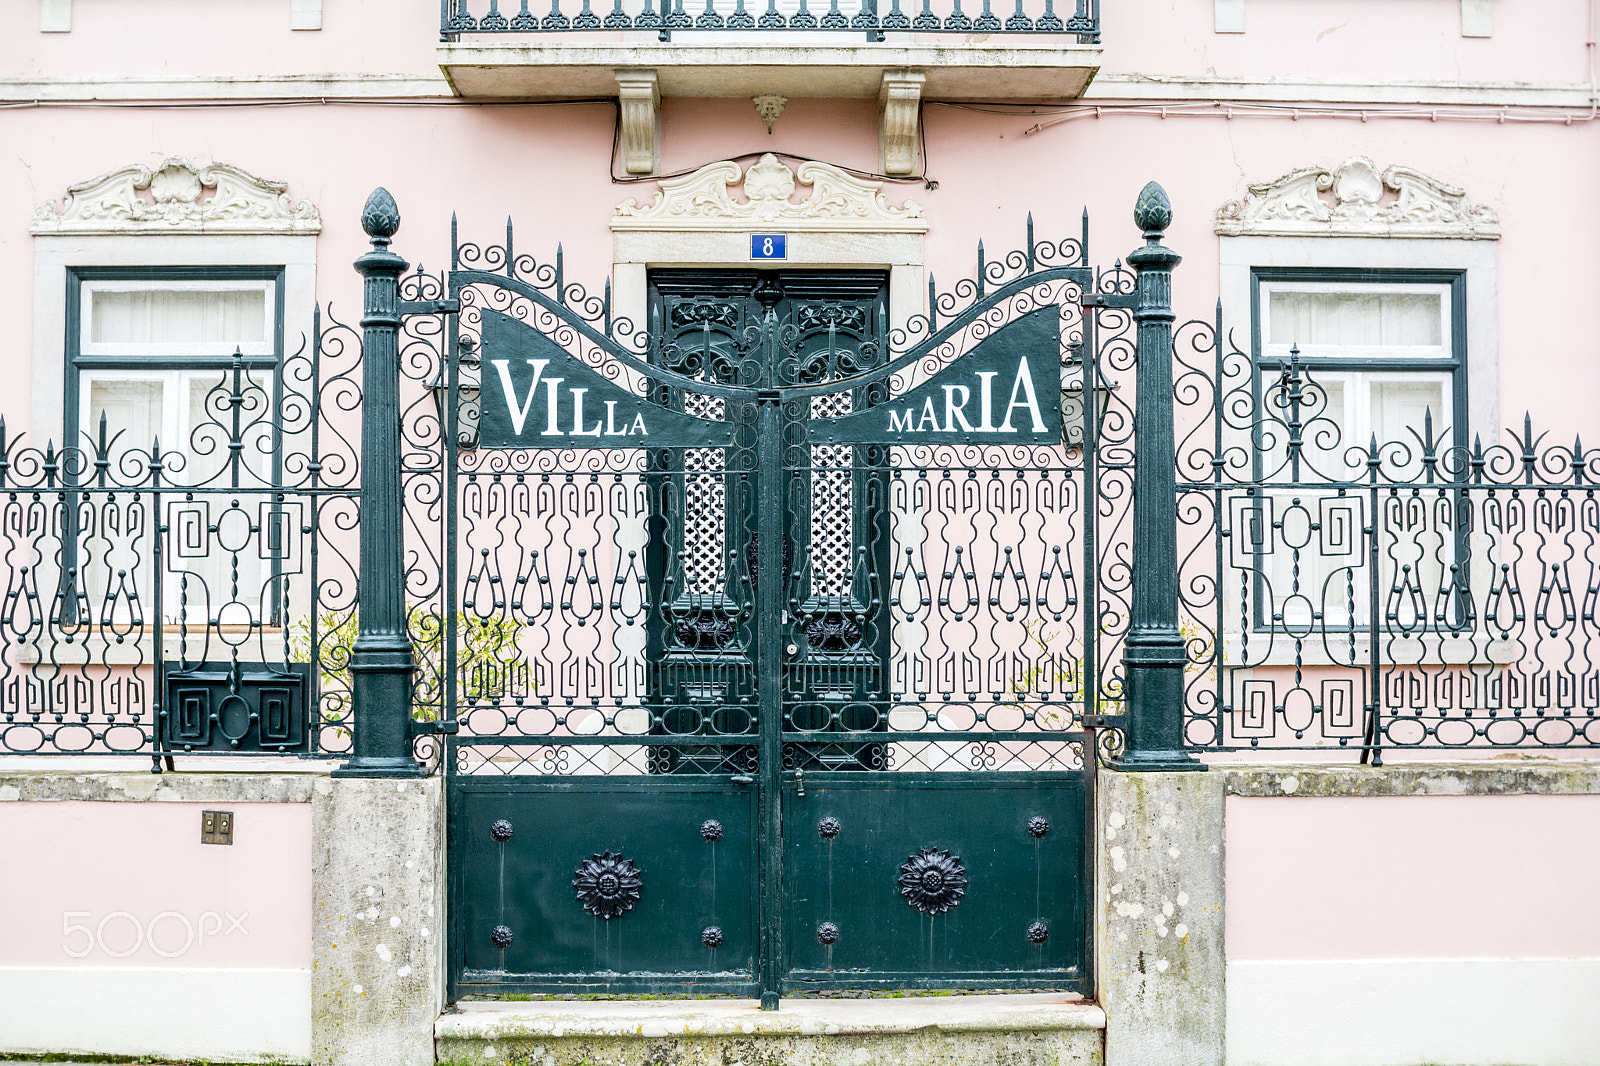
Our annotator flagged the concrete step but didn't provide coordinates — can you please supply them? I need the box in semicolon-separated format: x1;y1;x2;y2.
437;992;1105;1066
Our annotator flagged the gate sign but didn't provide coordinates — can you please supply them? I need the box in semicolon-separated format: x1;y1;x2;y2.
806;307;1064;446
476;310;735;449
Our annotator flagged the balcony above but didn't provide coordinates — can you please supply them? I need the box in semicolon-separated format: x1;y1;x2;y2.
436;0;1103;102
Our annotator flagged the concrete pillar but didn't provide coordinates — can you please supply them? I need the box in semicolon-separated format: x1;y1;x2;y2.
311;776;446;1066
1097;768;1225;1066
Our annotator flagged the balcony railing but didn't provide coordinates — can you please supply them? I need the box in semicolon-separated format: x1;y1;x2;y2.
440;0;1100;41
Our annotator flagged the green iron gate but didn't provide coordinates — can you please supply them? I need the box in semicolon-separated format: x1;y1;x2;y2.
398;201;1184;1005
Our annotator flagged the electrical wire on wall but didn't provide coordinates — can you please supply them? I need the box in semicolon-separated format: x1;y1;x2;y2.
924;92;1599;135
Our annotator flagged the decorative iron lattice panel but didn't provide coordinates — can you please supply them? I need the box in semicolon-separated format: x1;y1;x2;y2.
1176;325;1600;758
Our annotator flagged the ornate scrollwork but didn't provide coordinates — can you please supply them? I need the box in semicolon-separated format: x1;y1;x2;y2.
675;614;736;651
898;847;967;915
671;302;740;331
798;304;868;332
805;615;862;652
572;851;643;920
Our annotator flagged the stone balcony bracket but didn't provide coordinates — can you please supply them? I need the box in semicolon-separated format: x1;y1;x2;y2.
616;69;661;176
439;39;1102;178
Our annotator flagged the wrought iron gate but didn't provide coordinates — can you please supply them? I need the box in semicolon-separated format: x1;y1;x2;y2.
356;191;1186;1004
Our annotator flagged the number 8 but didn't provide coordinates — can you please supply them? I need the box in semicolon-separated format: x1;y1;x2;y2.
763;238;774;255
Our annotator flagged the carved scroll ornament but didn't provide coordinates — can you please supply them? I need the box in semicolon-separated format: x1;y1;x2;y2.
1215;157;1499;240
32;157;321;236
612;153;926;233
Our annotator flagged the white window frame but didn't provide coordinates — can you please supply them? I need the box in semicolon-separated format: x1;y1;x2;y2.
79;277;277;360
1217;236;1497;663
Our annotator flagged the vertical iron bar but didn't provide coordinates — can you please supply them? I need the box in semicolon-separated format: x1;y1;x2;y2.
1080;290;1098;731
754;392;785;1009
308;305;325;753
335;188;424;778
1211;298;1225;749
1110;182;1200;771
444;298;460;739
151;440;166;772
1364;435;1382;765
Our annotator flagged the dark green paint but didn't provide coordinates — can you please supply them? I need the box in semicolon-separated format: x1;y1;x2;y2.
415;214;1180;1004
806;308;1064;446
450;778;758;996
783;773;1087;993
477;310;735;449
338;187;424;779
1110;182;1201;773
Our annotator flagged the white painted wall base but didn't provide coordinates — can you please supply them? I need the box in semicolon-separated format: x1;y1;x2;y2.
1227;958;1600;1066
0;966;311;1063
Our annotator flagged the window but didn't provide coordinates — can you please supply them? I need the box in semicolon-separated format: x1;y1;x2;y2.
1249;269;1467;630
66;267;286;624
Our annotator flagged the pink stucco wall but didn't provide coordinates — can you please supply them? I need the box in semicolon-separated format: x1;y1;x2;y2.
0;801;312;969
1226;794;1600;960
2;100;1597;446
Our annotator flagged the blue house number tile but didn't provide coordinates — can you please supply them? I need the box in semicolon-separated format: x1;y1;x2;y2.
751;234;786;260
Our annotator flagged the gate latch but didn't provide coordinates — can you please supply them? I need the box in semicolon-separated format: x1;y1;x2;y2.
793;767;805;797
411;718;461;737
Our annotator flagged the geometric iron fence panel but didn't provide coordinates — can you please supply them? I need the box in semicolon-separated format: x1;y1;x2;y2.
1177;328;1600;760
0;341;363;765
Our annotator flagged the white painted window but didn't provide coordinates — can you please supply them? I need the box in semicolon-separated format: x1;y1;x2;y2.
1251;277;1463;631
73;276;282;625
80;279;274;358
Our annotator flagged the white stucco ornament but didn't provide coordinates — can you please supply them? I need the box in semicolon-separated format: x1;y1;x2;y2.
612;153;926;233
1215;157;1499;239
32;157;322;235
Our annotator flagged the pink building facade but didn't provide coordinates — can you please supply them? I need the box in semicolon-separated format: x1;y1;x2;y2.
2;2;1598;1064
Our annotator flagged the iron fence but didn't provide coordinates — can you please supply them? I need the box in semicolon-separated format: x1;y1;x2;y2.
8;180;1597;773
1176;325;1600;760
0;325;363;764
440;0;1100;39
382;210;1143;781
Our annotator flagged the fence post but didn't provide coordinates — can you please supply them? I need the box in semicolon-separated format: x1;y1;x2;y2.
1111;182;1202;772
333;188;423;778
